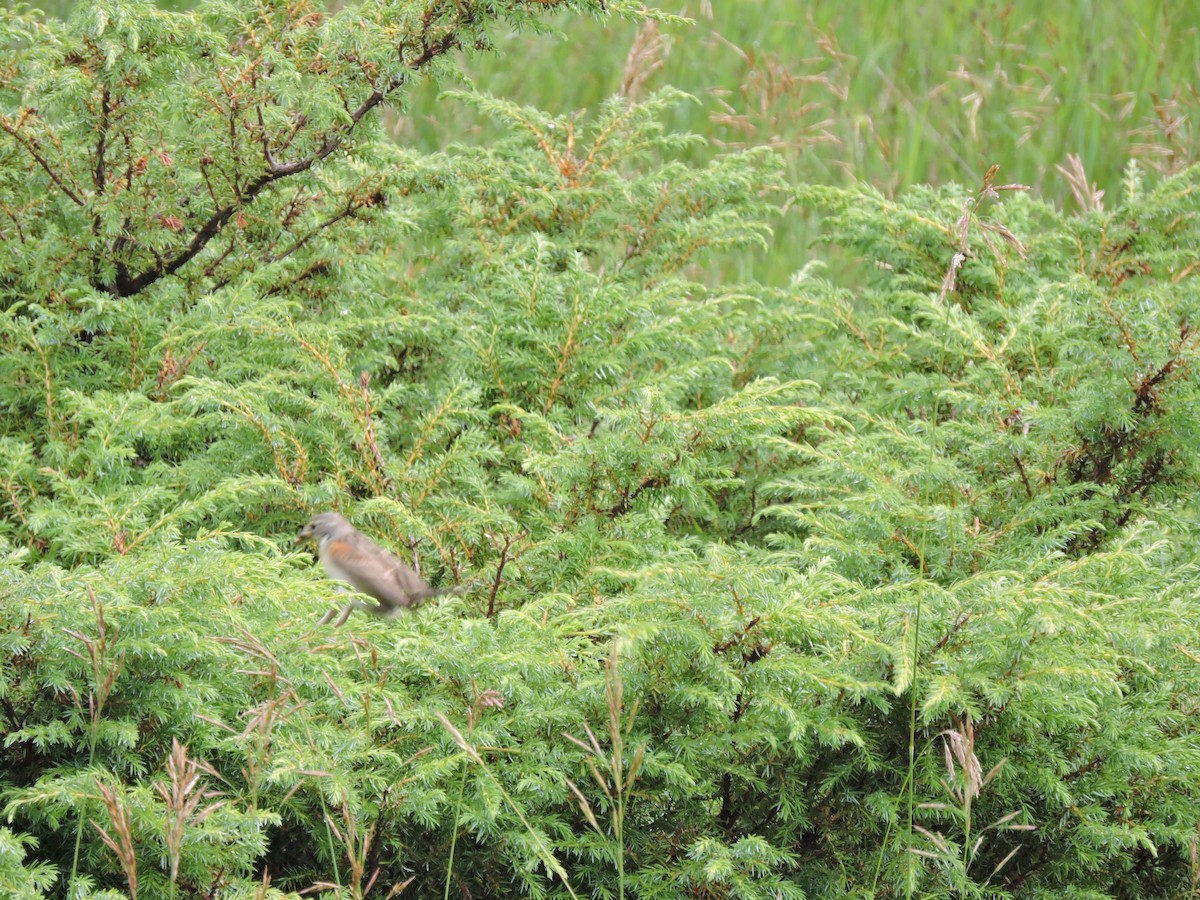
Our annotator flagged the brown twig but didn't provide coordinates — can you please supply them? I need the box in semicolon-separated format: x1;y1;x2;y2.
486;530;527;618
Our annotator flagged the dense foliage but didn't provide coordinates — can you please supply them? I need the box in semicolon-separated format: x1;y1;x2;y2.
1;1;1198;898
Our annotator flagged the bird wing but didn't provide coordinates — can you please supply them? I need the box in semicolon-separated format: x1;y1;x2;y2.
333;533;435;609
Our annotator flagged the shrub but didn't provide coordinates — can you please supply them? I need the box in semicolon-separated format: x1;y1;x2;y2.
2;1;1199;898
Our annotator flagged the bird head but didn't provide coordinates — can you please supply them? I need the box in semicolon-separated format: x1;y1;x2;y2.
297;511;352;546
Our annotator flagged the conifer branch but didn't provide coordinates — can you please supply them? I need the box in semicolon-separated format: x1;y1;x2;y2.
0;114;86;206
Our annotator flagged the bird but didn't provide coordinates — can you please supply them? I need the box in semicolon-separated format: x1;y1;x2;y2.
296;511;456;623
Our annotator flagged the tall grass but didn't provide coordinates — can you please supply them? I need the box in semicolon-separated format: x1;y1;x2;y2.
392;0;1200;284
21;0;1199;280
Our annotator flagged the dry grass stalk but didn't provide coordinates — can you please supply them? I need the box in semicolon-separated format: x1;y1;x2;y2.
156;738;227;888
1130;90;1198;177
308;792;385;900
940;165;1029;303
437;708;581;899
707;26;842;153
620;20;668;103
1056;153;1105;212
939;713;990;807
913;712;1034;886
63;585;125;720
1189;827;1200;893
253;869;275;899
93;779;138;900
561;642;644;898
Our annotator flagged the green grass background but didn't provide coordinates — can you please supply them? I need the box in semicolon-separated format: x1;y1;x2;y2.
22;0;1200;284
393;0;1200;283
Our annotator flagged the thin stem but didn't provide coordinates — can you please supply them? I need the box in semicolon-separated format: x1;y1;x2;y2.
442;765;468;900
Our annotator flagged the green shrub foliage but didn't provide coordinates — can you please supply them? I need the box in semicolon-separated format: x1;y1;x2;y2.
2;1;1199;898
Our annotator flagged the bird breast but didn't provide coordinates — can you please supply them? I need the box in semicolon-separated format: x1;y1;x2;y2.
318;536;358;586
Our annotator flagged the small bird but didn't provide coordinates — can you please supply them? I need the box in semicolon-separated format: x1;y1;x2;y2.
297;511;454;623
